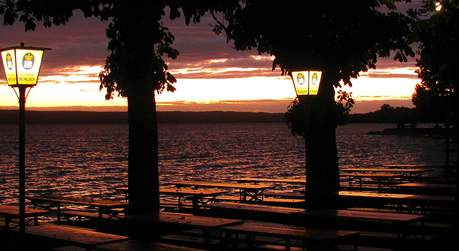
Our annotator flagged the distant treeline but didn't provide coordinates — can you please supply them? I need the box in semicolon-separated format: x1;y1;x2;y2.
348;105;419;123
0;105;428;124
0;110;285;124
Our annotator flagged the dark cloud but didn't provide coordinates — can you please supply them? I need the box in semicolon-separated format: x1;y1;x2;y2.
363;72;418;79
1;10;419;81
0;12;109;76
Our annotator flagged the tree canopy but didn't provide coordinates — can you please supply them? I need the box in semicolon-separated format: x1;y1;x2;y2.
414;0;459;125
213;0;415;87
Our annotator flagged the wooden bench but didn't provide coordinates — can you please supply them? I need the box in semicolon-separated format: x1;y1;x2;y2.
216;195;305;207
18;223;128;249
0;205;48;229
299;209;426;239
60;210;126;223
221;220;358;250
339;191;455;213
206;202;303;224
50;236;206;251
93;239;205;250
263;191;304;199
174;181;274;202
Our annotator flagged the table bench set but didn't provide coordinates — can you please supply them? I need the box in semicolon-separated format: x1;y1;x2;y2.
28;195;128;223
339;166;432;191
1;203;360;250
2;171;450;250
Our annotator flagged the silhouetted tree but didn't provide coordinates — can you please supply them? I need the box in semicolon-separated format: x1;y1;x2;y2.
285;90;354;135
214;1;415;210
415;0;459;237
0;0;236;238
412;83;448;125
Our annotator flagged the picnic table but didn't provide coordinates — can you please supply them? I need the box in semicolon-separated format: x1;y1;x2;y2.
207;201;304;224
221;220;358;250
159;211;243;230
300;209;426;239
396;182;456;194
339;191;455;212
174;181;273;202
93;240;205;251
235;177;306;185
341;168;429;182
24;223;128;249
383;164;432;168
116;187;225;210
340;173;402;191
0;205;48;228
160;188;225;210
128;211;243;246
29;196;127;222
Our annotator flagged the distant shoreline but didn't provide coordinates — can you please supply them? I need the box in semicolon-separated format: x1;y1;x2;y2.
0;109;436;124
0;110;285;124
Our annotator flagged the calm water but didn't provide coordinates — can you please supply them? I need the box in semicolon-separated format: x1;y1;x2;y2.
0;123;445;204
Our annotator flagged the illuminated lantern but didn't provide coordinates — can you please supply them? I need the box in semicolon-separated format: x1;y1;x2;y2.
1;44;47;86
291;70;322;96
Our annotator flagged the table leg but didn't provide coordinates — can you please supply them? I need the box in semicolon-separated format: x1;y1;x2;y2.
5;216;10;229
57;203;61;224
192;195;198;211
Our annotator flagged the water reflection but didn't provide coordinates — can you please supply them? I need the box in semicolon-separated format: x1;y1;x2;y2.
0;123;445;203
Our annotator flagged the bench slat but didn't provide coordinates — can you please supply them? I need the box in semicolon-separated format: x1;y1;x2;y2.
24;224;128;247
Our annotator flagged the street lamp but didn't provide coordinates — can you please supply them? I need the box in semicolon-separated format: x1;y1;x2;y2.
435;1;442;12
291;69;323;130
291;69;322;210
1;43;49;235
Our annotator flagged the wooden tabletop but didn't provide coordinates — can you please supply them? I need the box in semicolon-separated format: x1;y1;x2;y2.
341;168;428;173
396;182;456;189
174;181;273;190
305;209;425;223
29;196;127;208
0;205;48;217
223;220;358;241
236;177;306;184
94;240;204;251
208;202;304;215
25;224;128;247
383;164;432;168
340;173;402;178
116;187;225;196
339;191;454;205
159;188;225;197
159;212;243;229
339;191;413;199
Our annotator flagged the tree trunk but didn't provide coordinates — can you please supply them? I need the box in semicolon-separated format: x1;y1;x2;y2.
304;71;340;211
454;93;458;237
119;1;162;239
127;89;160;237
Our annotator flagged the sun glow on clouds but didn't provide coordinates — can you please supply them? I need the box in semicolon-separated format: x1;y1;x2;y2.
160;76;295;103
0;62;419;112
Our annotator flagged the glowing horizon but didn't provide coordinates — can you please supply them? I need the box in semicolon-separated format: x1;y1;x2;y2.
0;64;418;113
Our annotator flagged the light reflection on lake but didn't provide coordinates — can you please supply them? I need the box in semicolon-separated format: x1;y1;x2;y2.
0;123;445;204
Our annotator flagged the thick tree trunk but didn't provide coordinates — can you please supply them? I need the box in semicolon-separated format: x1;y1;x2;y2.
127;89;160;229
119;1;162;239
454;93;458;237
304;71;340;211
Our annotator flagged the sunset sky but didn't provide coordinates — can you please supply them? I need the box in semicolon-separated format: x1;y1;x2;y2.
0;10;420;114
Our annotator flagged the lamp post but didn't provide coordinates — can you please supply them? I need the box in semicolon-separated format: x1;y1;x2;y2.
291;69;322;210
1;43;49;235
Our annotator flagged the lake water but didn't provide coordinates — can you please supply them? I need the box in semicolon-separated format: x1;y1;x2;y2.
0;123;446;204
